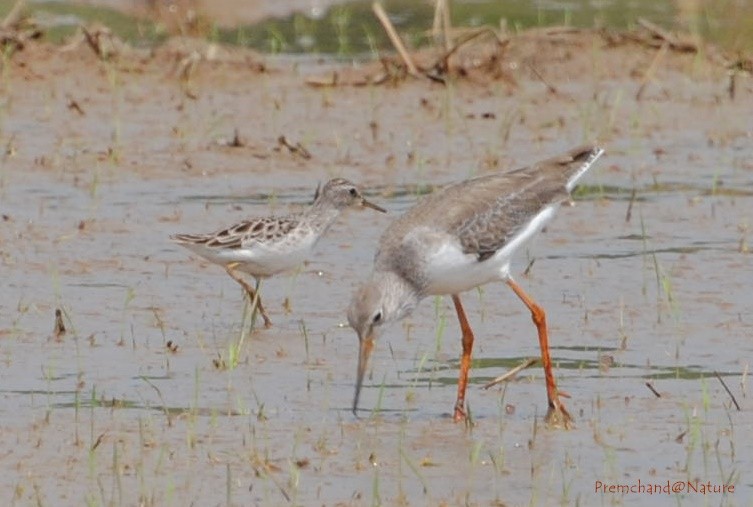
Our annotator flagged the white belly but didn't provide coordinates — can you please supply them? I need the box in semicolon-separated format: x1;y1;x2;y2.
421;204;558;295
182;234;317;278
422;241;508;295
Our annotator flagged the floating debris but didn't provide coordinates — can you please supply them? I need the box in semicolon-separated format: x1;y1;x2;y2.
276;135;312;160
0;0;42;53
53;308;66;340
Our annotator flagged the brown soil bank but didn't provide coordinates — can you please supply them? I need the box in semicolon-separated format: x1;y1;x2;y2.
1;20;749;182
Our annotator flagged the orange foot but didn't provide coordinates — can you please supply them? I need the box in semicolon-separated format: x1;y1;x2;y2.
545;395;573;429
453;401;466;422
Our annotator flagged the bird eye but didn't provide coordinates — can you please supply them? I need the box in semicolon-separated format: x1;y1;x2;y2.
372;311;382;324
349;188;358;197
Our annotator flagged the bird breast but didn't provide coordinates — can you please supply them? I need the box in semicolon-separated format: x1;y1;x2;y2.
397;227;506;296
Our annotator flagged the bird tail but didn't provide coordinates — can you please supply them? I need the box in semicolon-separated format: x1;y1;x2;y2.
564;145;605;192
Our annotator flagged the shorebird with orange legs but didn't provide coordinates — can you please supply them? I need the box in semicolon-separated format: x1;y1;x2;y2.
348;145;605;427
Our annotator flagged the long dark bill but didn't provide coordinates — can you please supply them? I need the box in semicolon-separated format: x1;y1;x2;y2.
361;198;387;213
352;333;375;416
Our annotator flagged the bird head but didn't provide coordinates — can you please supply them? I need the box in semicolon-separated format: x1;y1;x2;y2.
318;178;386;213
347;271;418;415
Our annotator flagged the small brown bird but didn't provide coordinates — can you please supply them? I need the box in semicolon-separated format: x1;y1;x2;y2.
173;178;386;327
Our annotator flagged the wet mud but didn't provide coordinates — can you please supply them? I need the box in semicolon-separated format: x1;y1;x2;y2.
0;8;752;507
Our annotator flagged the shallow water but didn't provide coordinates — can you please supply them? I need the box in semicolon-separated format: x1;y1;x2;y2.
2;151;751;505
1;33;752;507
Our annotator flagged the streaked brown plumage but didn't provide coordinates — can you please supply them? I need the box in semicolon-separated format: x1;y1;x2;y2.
172;178;386;327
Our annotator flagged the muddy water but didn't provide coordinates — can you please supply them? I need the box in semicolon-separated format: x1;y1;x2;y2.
2;43;752;507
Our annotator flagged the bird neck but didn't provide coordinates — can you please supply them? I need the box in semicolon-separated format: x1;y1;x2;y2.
303;198;342;235
376;270;420;322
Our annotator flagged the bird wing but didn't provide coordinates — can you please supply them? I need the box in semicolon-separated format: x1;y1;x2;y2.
378;145;600;263
172;216;300;250
451;170;567;260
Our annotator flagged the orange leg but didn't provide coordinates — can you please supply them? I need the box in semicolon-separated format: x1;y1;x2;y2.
451;294;475;422
506;277;572;428
224;265;273;329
